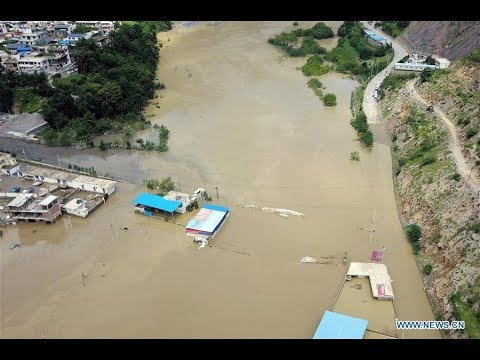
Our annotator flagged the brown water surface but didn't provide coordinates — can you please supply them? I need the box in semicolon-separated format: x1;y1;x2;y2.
0;21;438;338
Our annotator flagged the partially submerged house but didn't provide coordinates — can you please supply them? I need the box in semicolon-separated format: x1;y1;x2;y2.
345;262;394;301
313;311;368;339
62;198;89;217
17;164;116;195
6;194;61;224
133;192;181;220
185;203;229;239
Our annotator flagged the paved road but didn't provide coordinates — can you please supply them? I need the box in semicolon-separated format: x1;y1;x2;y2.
361;22;408;124
407;79;480;192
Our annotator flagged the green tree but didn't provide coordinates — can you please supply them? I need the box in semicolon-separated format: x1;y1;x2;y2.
405;223;422;242
159;176;175;192
420;68;434;83
73;25;96;34
323;93;337;106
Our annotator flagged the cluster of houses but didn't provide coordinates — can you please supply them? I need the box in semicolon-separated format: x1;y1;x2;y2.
0;21;116;78
0;152;116;224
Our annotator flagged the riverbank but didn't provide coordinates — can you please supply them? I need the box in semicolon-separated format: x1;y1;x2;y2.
381;78;480;338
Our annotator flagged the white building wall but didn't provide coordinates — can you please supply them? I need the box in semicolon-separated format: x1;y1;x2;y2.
0;165;20;176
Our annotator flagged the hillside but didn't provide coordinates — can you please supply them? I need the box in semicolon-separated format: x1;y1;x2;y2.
417;59;480;173
380;59;480;338
400;21;480;60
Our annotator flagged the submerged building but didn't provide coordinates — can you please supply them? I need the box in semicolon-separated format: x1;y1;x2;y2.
6;194;61;224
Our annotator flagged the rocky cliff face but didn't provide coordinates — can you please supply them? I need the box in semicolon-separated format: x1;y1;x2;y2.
380;73;480;338
417;61;480;173
400;21;480;60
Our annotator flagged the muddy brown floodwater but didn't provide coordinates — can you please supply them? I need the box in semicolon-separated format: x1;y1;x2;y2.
0;21;440;338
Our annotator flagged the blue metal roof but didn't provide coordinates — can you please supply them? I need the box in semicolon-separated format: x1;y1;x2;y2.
313;311;368;339
203;203;229;213
363;29;386;43
133;193;181;213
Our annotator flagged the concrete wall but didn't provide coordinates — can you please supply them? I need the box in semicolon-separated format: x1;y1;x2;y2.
0;165;20;176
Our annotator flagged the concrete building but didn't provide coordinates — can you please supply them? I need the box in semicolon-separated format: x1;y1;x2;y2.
163;190;193;214
17;164;116;195
19;31;45;46
53;23;73;36
62;198;89;217
64;33;86;43
0;152;20;176
75;21;115;33
394;62;437;72
435;57;451;69
6;194;61;224
363;29;387;46
346;262;394;301
15;45;77;77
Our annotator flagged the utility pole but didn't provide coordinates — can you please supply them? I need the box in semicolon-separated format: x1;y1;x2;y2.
215;187;219;198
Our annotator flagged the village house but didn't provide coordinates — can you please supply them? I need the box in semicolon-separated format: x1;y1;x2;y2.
16;164;116;196
5;194;62;224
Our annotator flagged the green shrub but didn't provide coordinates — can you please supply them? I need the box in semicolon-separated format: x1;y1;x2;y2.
302;55;332;76
307;78;322;89
420;155;436;167
466;128;478;139
452;173;461;182
412;242;421;255
360;130;374;147
422;263;433;275
468;222;480;234
300;36;327;55
323;93;337;106
350;151;360;161
406;223;422;242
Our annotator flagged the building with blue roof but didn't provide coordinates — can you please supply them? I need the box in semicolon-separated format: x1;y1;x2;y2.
133;192;181;220
363;29;387;46
186;203;229;238
313;311;368;339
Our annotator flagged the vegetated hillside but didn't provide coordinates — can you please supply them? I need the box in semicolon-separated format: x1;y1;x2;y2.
400;21;480;60
380;63;480;338
417;55;480;172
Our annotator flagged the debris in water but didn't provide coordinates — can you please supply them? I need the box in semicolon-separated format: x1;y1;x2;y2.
120;227;128;231
278;213;289;218
233;250;251;256
96;261;105;267
261;207;304;217
351;283;363;290
300;256;317;264
243;205;258;209
10;243;22;250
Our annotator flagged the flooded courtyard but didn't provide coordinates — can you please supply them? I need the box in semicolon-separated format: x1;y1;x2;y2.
1;21;439;338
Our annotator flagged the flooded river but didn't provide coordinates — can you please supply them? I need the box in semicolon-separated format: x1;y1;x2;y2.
0;21;439;338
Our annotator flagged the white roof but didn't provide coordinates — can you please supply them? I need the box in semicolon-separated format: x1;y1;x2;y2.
39;195;57;206
63;198;86;211
163;190;190;201
7;194;33;207
347;262;394;300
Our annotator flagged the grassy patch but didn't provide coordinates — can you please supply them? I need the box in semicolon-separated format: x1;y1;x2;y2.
451;293;480;339
13;88;43;113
